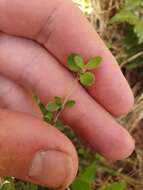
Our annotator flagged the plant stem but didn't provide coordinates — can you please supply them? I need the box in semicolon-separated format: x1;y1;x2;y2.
54;77;79;124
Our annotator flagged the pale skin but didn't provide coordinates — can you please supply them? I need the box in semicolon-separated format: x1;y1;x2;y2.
0;0;135;189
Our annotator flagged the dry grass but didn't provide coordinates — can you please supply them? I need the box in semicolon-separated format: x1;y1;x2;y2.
73;0;143;189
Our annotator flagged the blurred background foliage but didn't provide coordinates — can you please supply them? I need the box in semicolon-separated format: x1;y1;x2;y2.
1;0;143;190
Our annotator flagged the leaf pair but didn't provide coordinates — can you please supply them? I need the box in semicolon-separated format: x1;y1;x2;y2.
68;53;102;86
46;97;61;112
46;97;76;112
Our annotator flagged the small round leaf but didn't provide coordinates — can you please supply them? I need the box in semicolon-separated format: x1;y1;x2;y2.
45;112;54;123
80;72;95;86
54;96;62;106
67;53;81;72
55;120;67;131
65;100;76;108
46;101;61;112
84;56;102;70
74;55;84;69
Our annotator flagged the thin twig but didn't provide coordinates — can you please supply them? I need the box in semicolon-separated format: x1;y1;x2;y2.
54;77;79;123
120;51;143;68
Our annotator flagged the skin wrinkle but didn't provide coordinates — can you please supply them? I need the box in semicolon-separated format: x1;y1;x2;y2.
35;0;64;45
0;35;72;101
0;77;23;108
15;42;44;89
19;55;42;91
0;74;41;117
0;80;13;99
0;35;43;92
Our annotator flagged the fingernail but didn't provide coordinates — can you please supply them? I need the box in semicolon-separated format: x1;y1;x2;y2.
29;150;73;189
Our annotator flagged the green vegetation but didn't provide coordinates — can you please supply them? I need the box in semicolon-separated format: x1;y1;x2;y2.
109;0;143;69
110;0;143;43
1;0;143;190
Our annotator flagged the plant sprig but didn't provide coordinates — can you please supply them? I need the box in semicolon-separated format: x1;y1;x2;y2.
46;53;102;126
68;53;101;86
45;96;76;125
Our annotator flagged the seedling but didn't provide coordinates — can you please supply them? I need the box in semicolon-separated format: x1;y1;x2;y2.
68;53;101;86
46;53;102;126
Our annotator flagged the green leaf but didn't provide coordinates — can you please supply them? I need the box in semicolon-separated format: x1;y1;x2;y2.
54;96;62;106
72;162;96;190
65;100;76;108
1;182;15;190
38;101;48;115
55;120;66;131
15;181;38;190
3;177;13;183
123;26;139;50
68;53;81;72
125;0;143;10
80;72;95;86
78;148;85;155
95;154;105;161
81;161;96;183
74;55;84;69
72;178;92;190
109;9;139;25
46;101;61;112
84;56;102;70
134;21;143;43
45;111;54;123
102;182;127;190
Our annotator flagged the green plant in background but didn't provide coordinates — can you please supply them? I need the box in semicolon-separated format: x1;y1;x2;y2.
72;161;96;190
0;177;38;190
110;0;143;43
110;0;143;69
71;159;126;190
101;182;126;190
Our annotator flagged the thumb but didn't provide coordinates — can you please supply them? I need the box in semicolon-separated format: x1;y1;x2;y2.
0;109;78;189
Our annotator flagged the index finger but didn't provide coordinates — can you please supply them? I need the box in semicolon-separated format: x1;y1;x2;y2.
0;0;134;116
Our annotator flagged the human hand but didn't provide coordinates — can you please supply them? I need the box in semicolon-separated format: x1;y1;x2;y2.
0;0;135;189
